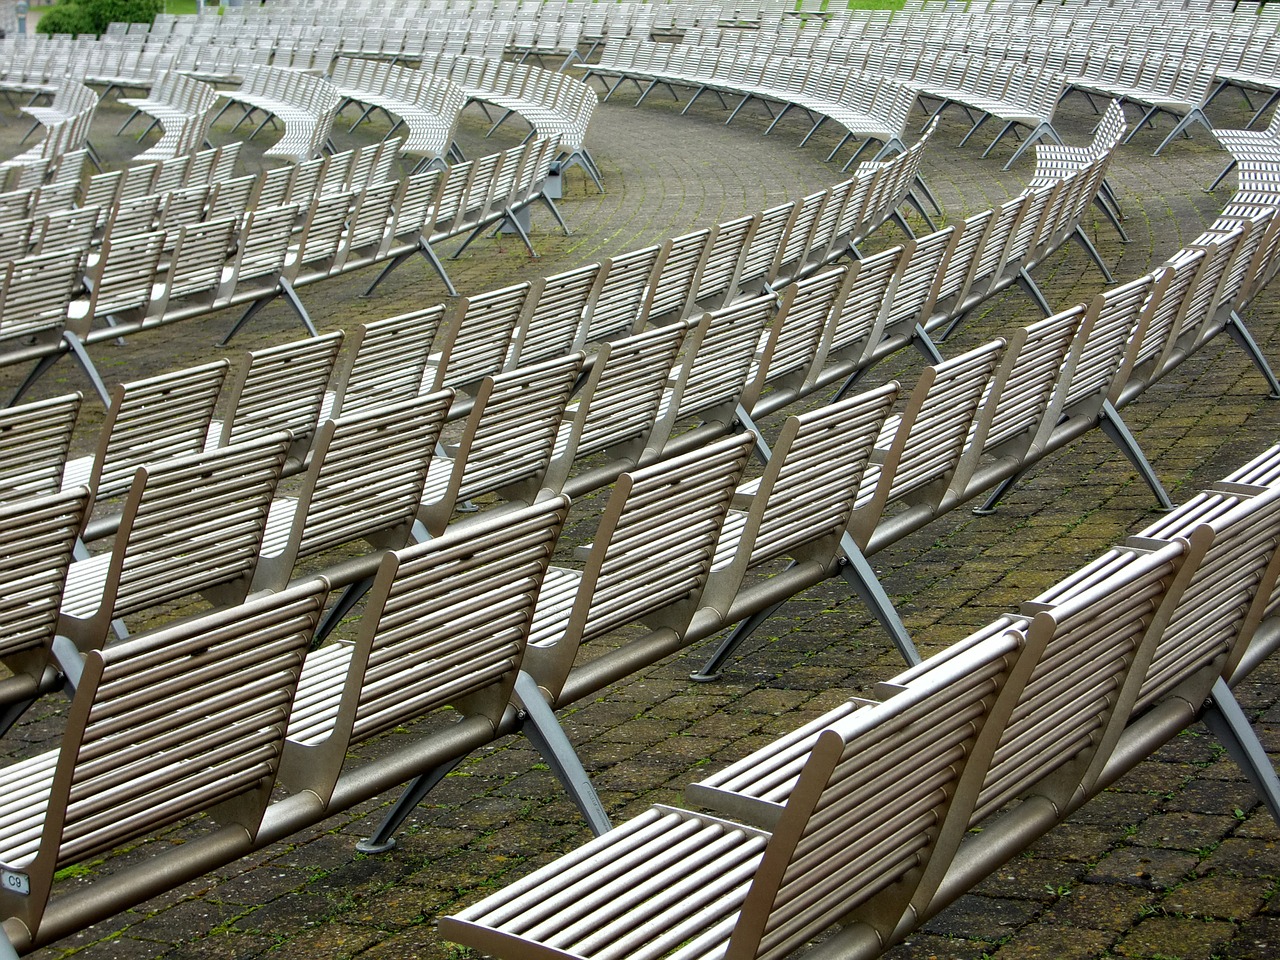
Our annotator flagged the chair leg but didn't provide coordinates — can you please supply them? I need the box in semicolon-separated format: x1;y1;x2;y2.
514;672;611;836
889;209;917;239
959;112;993;148
278;279;319;338
314;576;373;646
417;238;460;296
799;114;825;146
1099;399;1174;511
914;173;943;216
1071;225;1116;283
825;131;852;163
972;466;1027;515
356;756;467;854
724;93;753;125
1226;311;1280;399
1208;159;1238;193
363;250;414;297
1000;122;1060;170
1123;104;1162;142
690;592;790;682
10;354;63;407
1246;88;1280;129
221;294;278;346
764;102;793;135
1094;190;1130;242
837;533;920;666
1152;109;1212;157
913;325;945;365
538;193;571;235
61;332;111;407
1202;676;1280;828
679;85;707;115
1016;267;1054;318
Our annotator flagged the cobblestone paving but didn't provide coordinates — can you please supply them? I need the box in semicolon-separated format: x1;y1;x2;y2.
1;64;1278;960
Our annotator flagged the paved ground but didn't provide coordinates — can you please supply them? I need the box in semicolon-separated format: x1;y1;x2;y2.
1;55;1279;960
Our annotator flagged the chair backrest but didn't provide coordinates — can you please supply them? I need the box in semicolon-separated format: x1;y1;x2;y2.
853;340;1005;545
976;307;1083;466
82;361;230;515
694;214;755;310
0;393;81;501
971;539;1189;822
214;332;345;461
723;626;1025;960
67;431;292;653
551;321;690;487
420;352;585;536
510;266;596;367
253;390;455;592
277;496;570;806
815;244;904;370
670;295;773;430
702;382;899;621
0;249;84;346
1134;483;1280;711
742;265;848;412
1060;274;1154;417
0;487;87;679
585;245;662;343
429;282;534;394
2;579;327;940
330;306;445;420
647;228;711;325
525;433;755;705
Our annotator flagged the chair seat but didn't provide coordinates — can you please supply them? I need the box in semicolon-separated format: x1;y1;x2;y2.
285;640;356;746
526;565;582;649
59;553;111;621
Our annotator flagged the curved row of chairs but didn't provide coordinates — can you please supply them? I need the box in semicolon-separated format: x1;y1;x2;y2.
0;2;1277;956
0;153;1276;954
0;134;566;405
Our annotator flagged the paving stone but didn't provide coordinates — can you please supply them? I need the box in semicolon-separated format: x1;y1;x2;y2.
1221;916;1280;959
1042;883;1158;932
1113;916;1235;960
922;894;1044;942
988;924;1116;959
1089;847;1200;890
1161;875;1268;920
